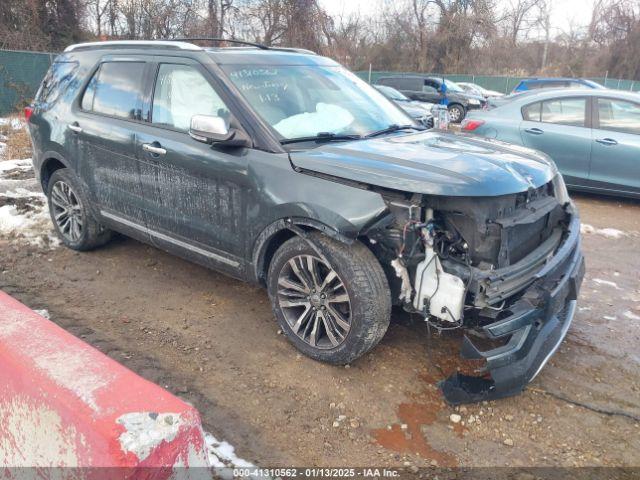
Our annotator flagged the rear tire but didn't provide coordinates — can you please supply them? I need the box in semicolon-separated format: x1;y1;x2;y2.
448;104;465;123
47;168;112;251
267;232;391;365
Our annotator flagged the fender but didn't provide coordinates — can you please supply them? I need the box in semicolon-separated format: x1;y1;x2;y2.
251;217;356;284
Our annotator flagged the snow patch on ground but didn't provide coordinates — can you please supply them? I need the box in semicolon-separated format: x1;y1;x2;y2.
603;315;617;321
592;278;620;289
0;117;25;130
0;201;59;249
0;157;59;249
580;223;627;239
204;432;255;471
34;309;50;319
623;310;640;321
0;158;32;172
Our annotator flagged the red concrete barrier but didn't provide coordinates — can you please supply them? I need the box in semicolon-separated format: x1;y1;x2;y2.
0;291;210;478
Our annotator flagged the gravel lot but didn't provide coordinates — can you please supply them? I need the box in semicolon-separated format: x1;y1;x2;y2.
1;121;639;470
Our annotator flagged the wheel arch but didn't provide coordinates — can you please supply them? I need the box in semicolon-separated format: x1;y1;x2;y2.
39;152;71;192
251;217;356;286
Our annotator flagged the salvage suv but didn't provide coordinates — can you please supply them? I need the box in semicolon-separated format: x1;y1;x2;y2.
27;40;584;404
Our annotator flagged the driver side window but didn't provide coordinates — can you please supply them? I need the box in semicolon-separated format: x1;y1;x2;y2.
151;64;230;132
422;81;438;94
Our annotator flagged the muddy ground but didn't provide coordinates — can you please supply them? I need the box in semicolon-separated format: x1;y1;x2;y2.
1;124;639;470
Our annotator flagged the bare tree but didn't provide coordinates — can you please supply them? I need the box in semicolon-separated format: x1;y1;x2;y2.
502;0;545;43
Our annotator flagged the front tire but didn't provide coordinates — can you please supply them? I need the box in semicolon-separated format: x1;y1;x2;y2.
448;104;465;123
47;168;112;251
267;232;391;365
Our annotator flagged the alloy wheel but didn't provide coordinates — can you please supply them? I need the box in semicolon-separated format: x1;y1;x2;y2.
277;254;352;349
449;106;462;122
50;180;83;242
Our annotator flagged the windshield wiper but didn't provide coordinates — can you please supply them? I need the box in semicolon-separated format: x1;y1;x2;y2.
364;124;423;138
280;132;362;145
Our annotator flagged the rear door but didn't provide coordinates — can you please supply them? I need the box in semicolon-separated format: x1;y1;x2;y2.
133;57;250;273
74;57;150;236
589;96;640;195
519;96;592;187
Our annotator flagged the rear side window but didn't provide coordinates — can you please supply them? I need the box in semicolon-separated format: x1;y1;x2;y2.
81;62;145;119
36;61;79;108
541;98;585;126
597;98;640;135
523;98;586;127
522;102;541;121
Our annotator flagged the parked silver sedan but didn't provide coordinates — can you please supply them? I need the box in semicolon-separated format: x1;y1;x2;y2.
462;88;640;198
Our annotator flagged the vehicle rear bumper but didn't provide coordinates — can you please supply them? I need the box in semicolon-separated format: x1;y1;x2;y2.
439;214;585;404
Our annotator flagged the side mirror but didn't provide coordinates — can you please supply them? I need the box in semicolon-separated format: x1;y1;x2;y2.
189;115;250;147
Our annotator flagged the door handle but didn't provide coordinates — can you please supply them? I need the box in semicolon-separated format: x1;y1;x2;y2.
596;137;618;146
68;123;82;133
524;127;543;135
142;143;167;156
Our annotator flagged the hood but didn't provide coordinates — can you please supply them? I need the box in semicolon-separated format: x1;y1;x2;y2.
289;131;557;197
455;91;485;102
398;102;432;118
409;100;436;111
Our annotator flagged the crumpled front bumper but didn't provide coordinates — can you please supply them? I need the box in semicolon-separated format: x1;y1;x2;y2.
439;214;585;404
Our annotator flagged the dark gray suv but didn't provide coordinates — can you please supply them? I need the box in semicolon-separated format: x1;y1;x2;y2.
27;40;584;404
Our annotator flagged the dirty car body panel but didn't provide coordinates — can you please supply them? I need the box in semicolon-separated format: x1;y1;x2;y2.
27;41;584;403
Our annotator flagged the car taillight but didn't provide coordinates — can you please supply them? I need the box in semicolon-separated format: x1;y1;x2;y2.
24;106;33;122
461;119;485;131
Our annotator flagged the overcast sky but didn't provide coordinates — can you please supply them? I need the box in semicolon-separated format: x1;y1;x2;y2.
320;0;595;39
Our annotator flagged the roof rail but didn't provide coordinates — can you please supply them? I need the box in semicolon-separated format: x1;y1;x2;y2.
272;47;317;55
169;37;269;50
64;40;202;52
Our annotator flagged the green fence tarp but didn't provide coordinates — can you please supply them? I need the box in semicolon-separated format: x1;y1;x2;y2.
0;50;56;115
356;71;639;94
0;48;638;115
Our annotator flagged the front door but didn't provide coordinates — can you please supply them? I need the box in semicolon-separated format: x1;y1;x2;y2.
519;96;592;187
135;59;250;274
590;96;640;196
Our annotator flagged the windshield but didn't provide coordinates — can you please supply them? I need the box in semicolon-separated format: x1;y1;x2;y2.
222;65;412;140
583;79;605;89
443;79;464;93
375;85;409;101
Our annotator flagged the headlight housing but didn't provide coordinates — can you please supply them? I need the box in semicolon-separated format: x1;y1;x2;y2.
552;173;571;205
468;99;480;106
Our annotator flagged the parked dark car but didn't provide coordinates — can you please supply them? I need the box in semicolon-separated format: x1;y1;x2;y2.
27;40;584;403
374;84;434;127
513;78;604;93
377;75;486;123
462;88;640;198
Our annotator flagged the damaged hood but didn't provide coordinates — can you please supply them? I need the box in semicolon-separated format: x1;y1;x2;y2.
289;131;557;196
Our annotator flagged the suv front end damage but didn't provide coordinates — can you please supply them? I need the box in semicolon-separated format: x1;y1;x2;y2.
366;175;585;404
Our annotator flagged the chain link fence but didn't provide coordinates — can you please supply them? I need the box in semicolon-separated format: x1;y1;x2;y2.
0;50;57;115
0;49;639;115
